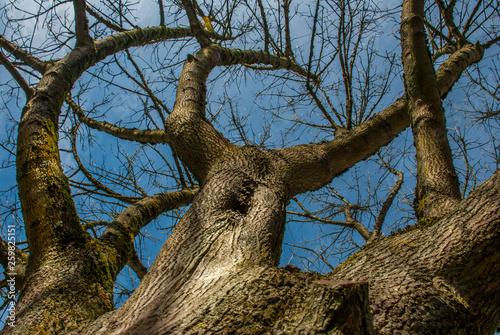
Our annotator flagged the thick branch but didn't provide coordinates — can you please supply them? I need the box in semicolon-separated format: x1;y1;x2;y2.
94;26;192;67
67;96;169;144
0;35;46;73
167;45;317;183
401;0;461;220
180;0;211;46
98;188;198;278
278;42;483;197
436;0;467;45
15;23;194;280
74;0;93;48
127;249;148;280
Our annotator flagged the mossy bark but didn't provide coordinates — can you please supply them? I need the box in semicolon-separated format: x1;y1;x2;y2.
7;25;199;334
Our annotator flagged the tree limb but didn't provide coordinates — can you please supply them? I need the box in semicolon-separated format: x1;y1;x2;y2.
73;0;93;48
277;42;483;197
0;35;46;73
180;0;211;47
436;0;467;45
401;0;461;220
98;188;199;279
127;248;148;280
167;44;318;183
0;52;34;100
66;96;169;144
370;162;404;242
289;197;371;240
86;4;129;32
70;125;146;204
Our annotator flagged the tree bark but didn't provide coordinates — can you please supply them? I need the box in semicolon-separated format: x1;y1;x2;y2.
330;170;500;334
74;40;496;333
80;171;500;334
401;0;461;221
3;25;197;335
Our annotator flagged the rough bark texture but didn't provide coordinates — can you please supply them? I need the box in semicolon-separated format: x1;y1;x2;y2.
81;171;500;334
2;25;198;334
76;43;494;333
401;0;461;220
330;171;500;334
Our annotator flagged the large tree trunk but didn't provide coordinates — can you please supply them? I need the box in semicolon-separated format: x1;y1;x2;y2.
80;168;500;334
81;145;376;334
81;145;288;333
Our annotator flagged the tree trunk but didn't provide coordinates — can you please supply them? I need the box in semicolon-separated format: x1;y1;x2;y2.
80;145;377;334
330;170;500;334
80;170;500;334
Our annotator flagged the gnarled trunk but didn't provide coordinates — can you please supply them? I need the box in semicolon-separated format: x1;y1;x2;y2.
80;167;500;334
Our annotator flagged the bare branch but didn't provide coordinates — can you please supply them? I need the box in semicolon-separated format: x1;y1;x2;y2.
306;84;343;131
180;0;211;47
98;188;198;277
255;0;270;53
462;0;484;36
369;159;404;242
0;238;28;291
0;35;46;73
436;0;467;45
127;248;148;280
66;96;169;144
283;0;293;60
74;0;93;48
289;197;371;241
283;242;335;271
70;125;143;204
86;5;129;32
0;52;34;100
158;0;165;27
277;42;484;197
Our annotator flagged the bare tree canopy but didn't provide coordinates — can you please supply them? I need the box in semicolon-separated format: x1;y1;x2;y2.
0;0;499;333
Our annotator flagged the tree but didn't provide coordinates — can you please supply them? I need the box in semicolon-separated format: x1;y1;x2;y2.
0;0;499;333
